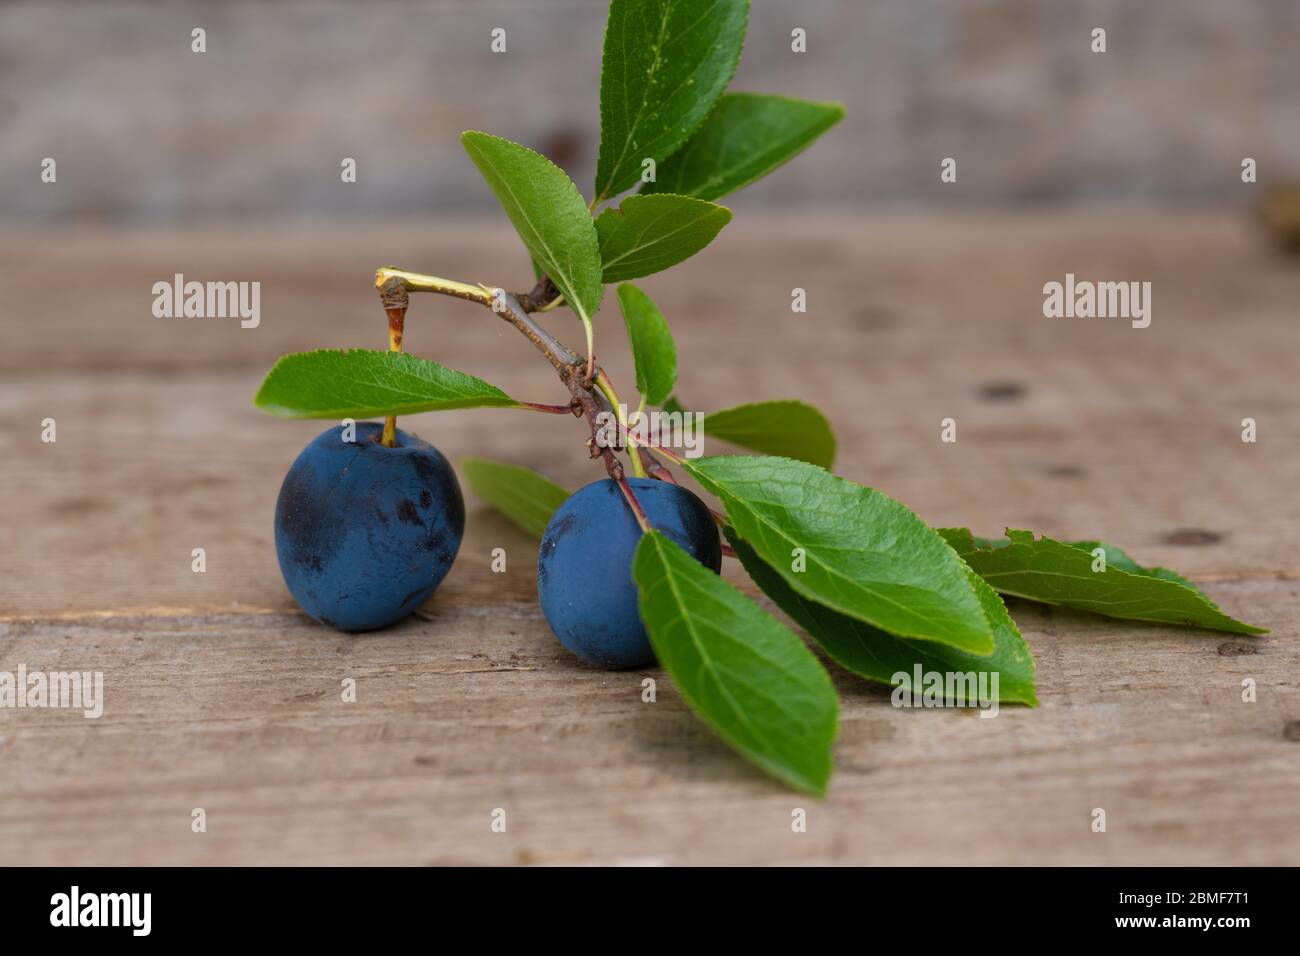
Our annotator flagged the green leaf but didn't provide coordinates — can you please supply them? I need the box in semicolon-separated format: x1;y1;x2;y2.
939;529;1267;636
596;194;732;282
254;349;517;419
594;0;750;203
616;283;677;406
633;530;838;795
730;531;1038;706
696;399;836;468
683;456;996;654
461;131;602;322
461;458;570;540
644;93;844;201
1067;540;1204;593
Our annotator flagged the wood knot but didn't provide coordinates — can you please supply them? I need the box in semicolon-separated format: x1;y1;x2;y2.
1161;528;1222;546
1217;642;1258;657
977;381;1026;402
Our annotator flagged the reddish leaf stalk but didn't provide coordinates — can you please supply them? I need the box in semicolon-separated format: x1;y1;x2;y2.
638;447;677;483
520;400;580;415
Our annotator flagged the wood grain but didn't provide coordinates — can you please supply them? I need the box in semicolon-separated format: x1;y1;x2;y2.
2;214;1298;864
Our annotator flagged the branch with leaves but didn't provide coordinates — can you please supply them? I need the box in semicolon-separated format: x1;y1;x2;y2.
254;0;1264;795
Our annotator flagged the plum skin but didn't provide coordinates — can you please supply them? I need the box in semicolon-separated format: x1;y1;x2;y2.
537;477;722;669
274;422;464;631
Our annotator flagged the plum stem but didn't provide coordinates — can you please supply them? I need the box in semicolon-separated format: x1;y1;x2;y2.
375;268;493;305
371;266;729;561
378;281;409;448
374;267;638;487
593;370;646;479
375;269;579;372
614;474;653;534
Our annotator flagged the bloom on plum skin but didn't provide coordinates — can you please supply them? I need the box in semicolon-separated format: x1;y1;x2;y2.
275;422;464;631
538;477;722;669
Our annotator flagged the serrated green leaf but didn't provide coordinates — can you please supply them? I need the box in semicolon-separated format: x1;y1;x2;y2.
616;283;677;406
461;131;602;322
633;530;838;795
254;349;517;419
692;399;836;468
595;0;749;203
1067;540;1205;594
939;529;1267;636
461;458;570;540
596;194;731;282
683;456;995;654
730;531;1038;706
644;93;844;201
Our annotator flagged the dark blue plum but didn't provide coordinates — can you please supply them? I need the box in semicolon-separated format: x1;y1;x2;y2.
537;477;721;669
275;422;464;631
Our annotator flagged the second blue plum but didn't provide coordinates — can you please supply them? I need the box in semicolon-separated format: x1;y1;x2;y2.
537;477;721;669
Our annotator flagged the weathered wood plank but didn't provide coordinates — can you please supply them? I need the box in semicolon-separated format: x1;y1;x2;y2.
1;584;1296;866
2;216;1297;864
3;216;1298;617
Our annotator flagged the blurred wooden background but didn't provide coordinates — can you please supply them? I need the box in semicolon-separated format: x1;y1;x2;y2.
3;0;1299;225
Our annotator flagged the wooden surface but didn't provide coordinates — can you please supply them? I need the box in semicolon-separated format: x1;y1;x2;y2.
2;212;1298;865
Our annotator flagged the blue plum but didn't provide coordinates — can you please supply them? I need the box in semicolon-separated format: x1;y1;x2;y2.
537;477;721;669
275;422;464;631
